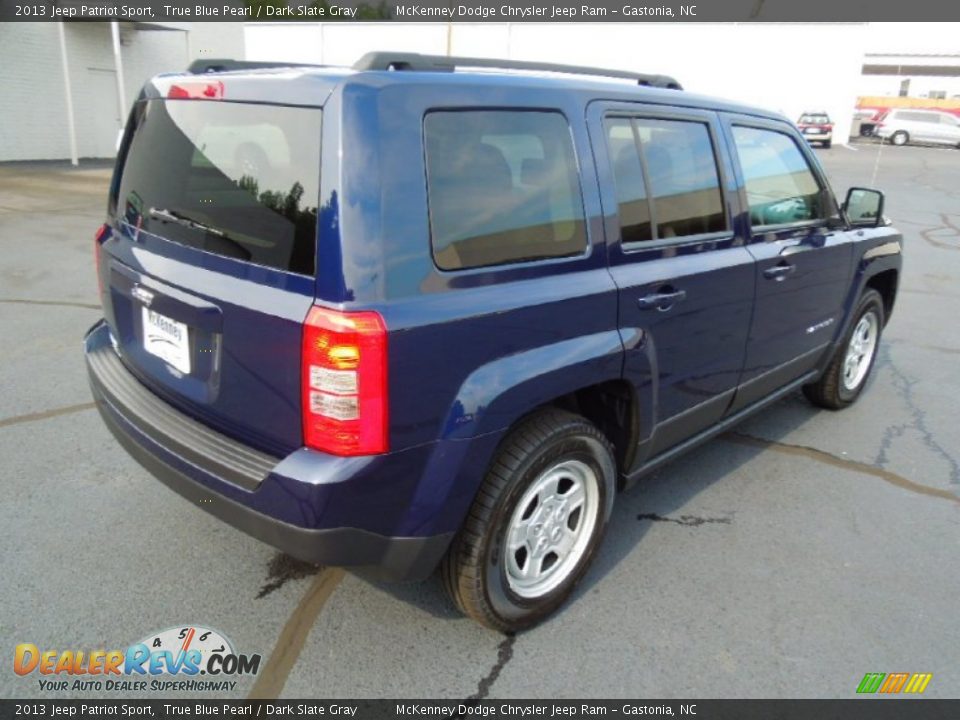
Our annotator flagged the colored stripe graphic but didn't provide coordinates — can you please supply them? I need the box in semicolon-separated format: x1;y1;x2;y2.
879;673;910;693
857;673;885;693
903;673;933;694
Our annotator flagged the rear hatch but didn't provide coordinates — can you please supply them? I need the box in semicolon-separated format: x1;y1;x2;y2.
100;81;323;456
797;113;833;135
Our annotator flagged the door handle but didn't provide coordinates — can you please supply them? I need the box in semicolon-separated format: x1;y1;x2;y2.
763;263;796;281
637;288;687;311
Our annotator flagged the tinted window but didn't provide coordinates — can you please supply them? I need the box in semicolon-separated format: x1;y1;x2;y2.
424;111;587;270
636;118;726;239
896;111;937;123
732;126;824;227
116;100;321;275
606;119;652;244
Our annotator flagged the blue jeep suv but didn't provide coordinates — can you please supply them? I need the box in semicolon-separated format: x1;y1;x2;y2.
86;52;902;631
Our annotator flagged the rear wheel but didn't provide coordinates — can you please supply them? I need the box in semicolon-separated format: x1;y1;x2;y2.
823;140;832;149
442;408;615;632
891;131;909;146
803;289;884;409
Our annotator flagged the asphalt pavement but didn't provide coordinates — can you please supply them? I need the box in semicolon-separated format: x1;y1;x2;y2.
1;142;957;700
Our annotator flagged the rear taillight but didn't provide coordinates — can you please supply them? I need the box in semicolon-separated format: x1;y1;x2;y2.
302;306;388;456
94;224;109;296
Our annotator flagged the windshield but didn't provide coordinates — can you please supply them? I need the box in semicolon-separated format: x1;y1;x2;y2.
799;114;830;125
115;99;321;275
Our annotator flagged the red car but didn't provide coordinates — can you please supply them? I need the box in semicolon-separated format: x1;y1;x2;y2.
797;112;834;148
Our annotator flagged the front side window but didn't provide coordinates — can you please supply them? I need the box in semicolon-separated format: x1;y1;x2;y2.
424;110;587;271
732;126;824;227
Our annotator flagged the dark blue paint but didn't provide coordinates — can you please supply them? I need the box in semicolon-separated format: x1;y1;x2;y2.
88;65;902;570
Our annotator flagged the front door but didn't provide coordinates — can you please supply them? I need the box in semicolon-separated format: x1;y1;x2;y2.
720;116;855;410
588;103;755;463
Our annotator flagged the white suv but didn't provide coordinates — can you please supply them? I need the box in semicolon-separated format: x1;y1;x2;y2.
876;109;960;148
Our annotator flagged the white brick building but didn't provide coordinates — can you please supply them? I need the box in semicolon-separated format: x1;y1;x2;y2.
0;22;244;162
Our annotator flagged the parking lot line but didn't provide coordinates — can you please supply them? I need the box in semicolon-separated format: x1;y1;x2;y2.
248;568;346;699
0;401;95;429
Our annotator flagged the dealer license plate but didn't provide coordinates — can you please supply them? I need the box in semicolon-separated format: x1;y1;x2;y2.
142;307;191;374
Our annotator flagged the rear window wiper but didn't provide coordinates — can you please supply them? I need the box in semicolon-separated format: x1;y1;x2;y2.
149;207;229;238
148;207;252;261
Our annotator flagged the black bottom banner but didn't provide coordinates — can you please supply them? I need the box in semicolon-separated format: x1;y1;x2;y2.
1;700;958;720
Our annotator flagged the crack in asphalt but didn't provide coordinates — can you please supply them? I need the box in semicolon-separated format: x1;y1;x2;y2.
919;213;959;252
875;344;960;487
723;431;960;505
257;553;322;599
0;401;96;429
637;513;732;527
0;297;100;310
468;634;516;701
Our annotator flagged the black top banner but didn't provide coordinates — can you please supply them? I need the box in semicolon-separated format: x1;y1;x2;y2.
3;0;960;22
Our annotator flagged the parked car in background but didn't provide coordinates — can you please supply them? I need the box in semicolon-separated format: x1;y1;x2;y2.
796;112;834;147
852;108;880;137
875;108;960;147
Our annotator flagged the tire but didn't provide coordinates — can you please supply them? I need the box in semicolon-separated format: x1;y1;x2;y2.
823;140;832;149
803;289;885;410
441;408;616;632
891;131;909;146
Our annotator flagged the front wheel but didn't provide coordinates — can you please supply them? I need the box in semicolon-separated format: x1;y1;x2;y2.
803;289;885;409
441;408;616;632
891;131;909;146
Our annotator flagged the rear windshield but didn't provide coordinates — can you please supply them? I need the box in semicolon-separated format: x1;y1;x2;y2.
799;114;830;124
115;100;321;275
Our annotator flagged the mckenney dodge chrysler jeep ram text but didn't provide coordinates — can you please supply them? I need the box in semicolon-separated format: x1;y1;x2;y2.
85;53;902;631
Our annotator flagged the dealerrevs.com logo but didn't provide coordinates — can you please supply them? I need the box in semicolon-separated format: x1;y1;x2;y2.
14;625;261;693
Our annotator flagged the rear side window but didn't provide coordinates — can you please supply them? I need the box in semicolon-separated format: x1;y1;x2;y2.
605;119;652;244
732;126;824;227
896;111;937;123
424;110;587;271
606;116;725;243
116;100;321;275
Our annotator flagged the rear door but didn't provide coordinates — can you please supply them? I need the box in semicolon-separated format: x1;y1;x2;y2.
589;103;755;461
102;93;323;456
720;115;855;410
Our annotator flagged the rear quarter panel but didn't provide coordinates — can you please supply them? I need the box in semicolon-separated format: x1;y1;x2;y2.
321;78;624;454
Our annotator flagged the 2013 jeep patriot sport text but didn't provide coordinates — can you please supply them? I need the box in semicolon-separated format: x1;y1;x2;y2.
86;52;902;631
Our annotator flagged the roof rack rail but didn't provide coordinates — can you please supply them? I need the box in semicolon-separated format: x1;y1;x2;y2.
352;52;683;90
188;59;320;74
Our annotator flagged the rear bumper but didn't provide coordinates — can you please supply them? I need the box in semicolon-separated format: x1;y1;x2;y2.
85;320;455;581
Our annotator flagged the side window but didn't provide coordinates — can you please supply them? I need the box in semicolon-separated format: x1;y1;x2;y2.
636;118;726;239
605;118;652;244
424;110;587;271
732;126;824;227
606;116;725;244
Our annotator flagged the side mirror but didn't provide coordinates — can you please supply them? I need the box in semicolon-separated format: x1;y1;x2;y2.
843;187;885;228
